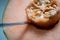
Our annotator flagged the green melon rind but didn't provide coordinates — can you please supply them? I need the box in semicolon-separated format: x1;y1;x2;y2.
2;0;10;40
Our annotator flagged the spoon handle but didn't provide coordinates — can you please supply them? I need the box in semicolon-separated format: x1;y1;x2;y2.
0;22;29;27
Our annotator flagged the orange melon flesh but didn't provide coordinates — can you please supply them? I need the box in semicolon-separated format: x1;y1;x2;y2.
3;0;31;40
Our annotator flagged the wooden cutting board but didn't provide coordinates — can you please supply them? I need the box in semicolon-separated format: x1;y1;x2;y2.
3;0;60;40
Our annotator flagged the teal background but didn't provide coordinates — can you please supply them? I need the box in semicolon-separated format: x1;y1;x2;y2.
0;0;8;40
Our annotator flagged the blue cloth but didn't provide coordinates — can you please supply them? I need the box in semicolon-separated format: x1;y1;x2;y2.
0;0;8;40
